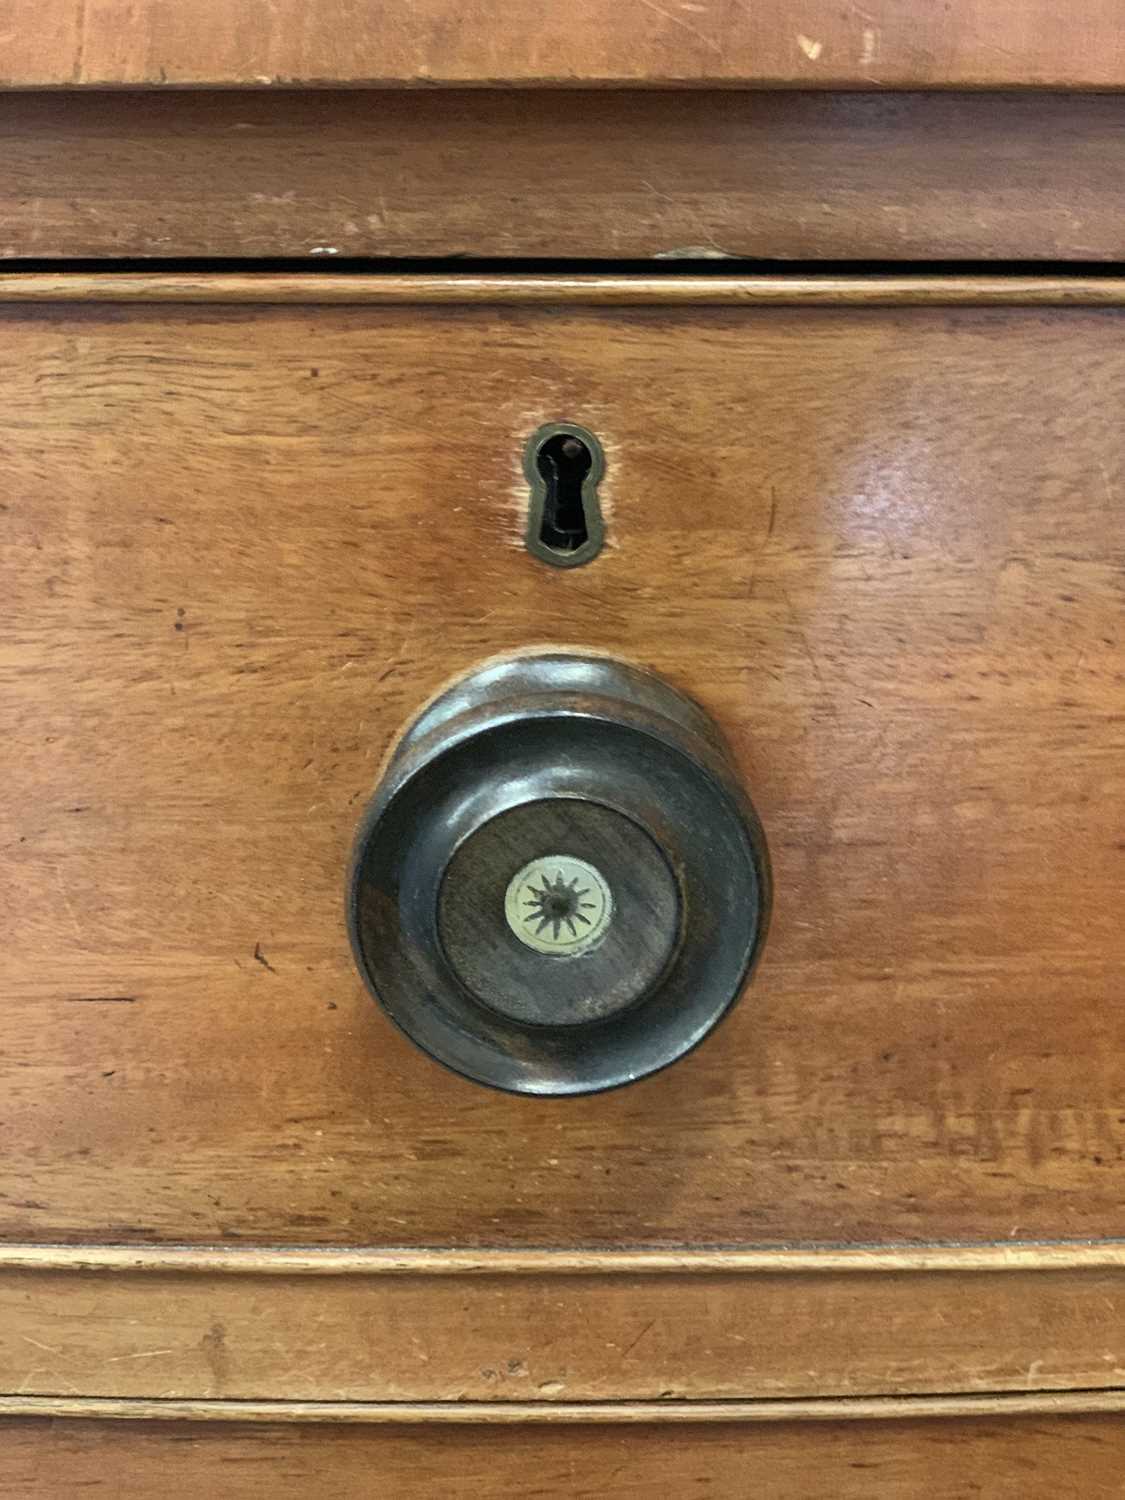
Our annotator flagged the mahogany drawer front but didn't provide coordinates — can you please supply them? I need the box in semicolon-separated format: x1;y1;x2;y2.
7;0;1125;88
5;91;1125;263
5;0;1125;1464
5;1407;1125;1499
2;282;1123;1254
0;1248;1122;1403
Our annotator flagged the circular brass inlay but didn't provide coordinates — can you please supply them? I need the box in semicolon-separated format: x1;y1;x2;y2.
504;854;613;957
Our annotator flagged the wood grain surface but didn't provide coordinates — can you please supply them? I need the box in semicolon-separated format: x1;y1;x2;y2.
2;293;1124;1249
8;1391;1125;1423
5;91;1125;263
4;1412;1125;1498
1;1260;1124;1401
9;273;1125;306
4;1242;1121;1273
5;0;1125;87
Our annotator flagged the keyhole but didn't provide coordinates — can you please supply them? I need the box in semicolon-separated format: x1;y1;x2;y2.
524;423;605;567
537;434;591;552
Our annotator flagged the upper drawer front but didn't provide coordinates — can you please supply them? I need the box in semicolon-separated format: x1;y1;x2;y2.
4;92;1125;262
7;0;1125;85
8;1410;1125;1498
2;285;1123;1247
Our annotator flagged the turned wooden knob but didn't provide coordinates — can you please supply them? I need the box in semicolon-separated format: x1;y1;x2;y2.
347;653;771;1095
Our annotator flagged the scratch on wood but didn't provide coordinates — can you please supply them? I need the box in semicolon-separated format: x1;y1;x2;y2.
253;943;277;974
620;1320;657;1359
72;0;88;83
20;1336;61;1355
52;867;83;941
635;0;723;54
64;995;138;1004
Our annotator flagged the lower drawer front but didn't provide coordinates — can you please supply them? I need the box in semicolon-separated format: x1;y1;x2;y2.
2;291;1123;1250
5;1412;1124;1499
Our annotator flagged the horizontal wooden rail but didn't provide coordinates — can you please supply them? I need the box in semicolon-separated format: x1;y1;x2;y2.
1;1242;1122;1405
1;1241;1123;1276
4;273;1125;307
4;1390;1125;1426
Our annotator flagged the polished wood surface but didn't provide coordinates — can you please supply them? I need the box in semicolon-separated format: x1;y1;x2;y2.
5;1412;1125;1498
2;286;1123;1249
6;91;1125;263
5;0;1125;87
1;1254;1123;1400
8;1391;1125;1424
9;272;1125;305
5;1242;1120;1273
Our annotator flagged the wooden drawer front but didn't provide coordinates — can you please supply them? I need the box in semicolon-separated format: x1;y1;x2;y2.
2;286;1123;1252
5;92;1125;263
5;1409;1125;1499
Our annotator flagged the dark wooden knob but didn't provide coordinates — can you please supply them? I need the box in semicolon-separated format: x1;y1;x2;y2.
347;653;771;1095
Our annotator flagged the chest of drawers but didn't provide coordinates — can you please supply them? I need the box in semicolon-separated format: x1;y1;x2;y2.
3;6;1125;1494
